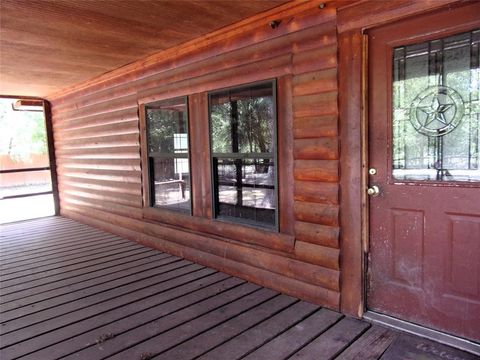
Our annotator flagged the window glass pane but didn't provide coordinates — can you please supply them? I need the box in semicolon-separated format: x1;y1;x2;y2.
210;82;276;228
151;157;191;212
392;30;480;182
210;82;274;154
145;97;191;213
214;158;275;226
146;98;188;155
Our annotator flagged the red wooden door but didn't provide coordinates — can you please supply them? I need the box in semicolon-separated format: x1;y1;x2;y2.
368;3;480;342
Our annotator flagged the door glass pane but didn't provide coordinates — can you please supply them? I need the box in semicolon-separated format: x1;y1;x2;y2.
392;30;480;182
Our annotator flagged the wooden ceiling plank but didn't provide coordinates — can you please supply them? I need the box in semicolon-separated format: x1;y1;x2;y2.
50;1;338;103
0;0;291;97
0;39;132;68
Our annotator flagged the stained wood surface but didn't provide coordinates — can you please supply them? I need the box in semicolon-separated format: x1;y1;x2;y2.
334;0;466;320
337;0;459;33
0;0;287;97
45;0;466;320
337;29;364;318
49;0;344;310
2;216;472;360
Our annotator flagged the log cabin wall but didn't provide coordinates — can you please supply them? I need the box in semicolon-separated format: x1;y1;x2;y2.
47;0;459;314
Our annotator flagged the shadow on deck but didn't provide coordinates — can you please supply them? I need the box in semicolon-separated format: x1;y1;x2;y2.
0;216;477;360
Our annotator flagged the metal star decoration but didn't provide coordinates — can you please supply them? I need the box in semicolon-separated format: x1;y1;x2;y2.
418;95;455;127
409;86;464;137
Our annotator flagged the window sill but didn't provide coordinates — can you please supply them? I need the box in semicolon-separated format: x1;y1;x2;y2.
143;207;295;253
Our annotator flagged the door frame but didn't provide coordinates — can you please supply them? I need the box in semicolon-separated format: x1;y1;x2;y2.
337;0;474;317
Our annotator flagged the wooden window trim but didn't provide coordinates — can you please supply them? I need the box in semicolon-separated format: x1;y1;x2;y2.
139;102;151;209
277;75;295;237
189;93;213;218
138;77;295;253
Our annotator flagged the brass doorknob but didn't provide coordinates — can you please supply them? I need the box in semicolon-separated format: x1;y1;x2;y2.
367;185;380;197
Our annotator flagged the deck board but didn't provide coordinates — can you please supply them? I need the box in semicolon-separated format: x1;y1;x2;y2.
242;308;343;360
0;242;142;287
0;236;133;273
0;247;153;297
26;274;238;359
0;249;158;305
196;301;319;360
335;326;398;360
154;295;299;360
1;254;177;322
107;287;276;360
0;233;132;265
1;262;203;348
0;252;167;312
1;227;121;247
290;317;370;359
1;216;476;360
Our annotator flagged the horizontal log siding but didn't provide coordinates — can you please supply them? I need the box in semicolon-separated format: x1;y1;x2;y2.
291;40;340;287
51;5;341;309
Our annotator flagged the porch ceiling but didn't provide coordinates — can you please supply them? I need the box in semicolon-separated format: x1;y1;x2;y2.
0;0;287;98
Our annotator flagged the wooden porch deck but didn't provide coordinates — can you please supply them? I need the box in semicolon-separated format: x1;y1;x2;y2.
0;216;477;360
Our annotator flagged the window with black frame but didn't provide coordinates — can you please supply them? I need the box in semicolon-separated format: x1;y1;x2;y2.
145;97;191;213
209;81;277;228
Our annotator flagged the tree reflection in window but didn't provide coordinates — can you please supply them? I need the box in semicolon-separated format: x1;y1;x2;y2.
210;82;277;228
145;97;191;213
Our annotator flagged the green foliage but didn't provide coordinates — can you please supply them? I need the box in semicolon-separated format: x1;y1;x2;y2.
0;99;47;161
146;108;188;154
211;97;274;154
